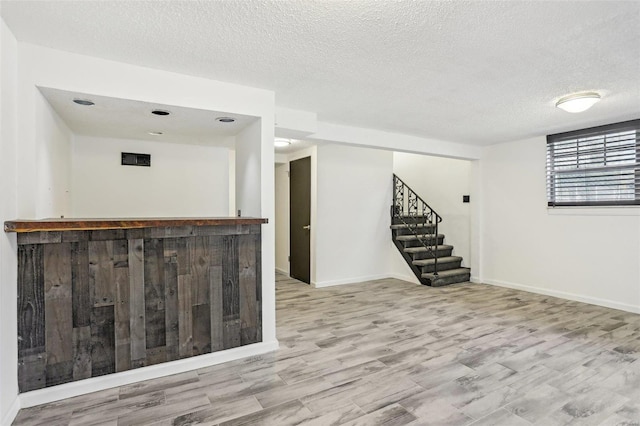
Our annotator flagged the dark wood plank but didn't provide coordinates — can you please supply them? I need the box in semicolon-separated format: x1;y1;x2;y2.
128;239;146;363
88;240;115;306
115;264;131;372
43;243;74;380
144;239;166;349
145;346;167;366
164;256;179;361
255;233;262;342
192;304;211;355
18;244;45;356
210;235;224;352
90;306;115;377
72;326;92;380
18;353;46;392
191;236;210;306
176;238;190;275
72;240;90;327
178;274;193;358
238;234;258;345
113;239;129;268
222;235;240;349
46;361;74;387
17;231;61;245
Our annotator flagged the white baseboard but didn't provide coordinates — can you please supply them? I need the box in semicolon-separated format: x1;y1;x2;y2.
1;395;20;426
482;278;640;314
275;267;289;275
19;340;279;409
470;275;482;284
313;274;391;288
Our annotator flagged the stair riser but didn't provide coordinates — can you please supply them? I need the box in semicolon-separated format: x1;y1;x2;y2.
410;248;453;260
428;272;471;287
392;226;437;236
420;259;462;274
401;236;444;248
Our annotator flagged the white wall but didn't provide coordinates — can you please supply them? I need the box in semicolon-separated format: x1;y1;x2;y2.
480;136;640;313
393;153;472;265
274;163;290;274
315;144;394;287
235;120;262;218
71;135;230;218
0;17;20;426
35;90;73;218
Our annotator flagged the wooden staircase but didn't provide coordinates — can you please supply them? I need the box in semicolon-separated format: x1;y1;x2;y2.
391;174;470;287
391;218;470;286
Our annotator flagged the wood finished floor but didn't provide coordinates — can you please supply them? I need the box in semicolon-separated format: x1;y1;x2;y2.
13;274;640;425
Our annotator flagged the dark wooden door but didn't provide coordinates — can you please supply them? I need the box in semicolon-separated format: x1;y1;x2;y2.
290;156;311;284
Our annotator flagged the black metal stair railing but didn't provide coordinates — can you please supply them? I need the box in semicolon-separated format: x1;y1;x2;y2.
391;174;443;276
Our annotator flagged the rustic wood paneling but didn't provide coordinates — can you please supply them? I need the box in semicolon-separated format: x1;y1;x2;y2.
72;326;92;381
144;238;166;349
128;239;146;365
16;223;263;392
18;245;45;356
238;234;258;345
90;306;115;377
164;254;179;362
72;241;90;328
222;235;241;349
89;240;115;307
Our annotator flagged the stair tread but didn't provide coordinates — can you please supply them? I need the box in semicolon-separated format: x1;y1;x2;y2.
413;256;462;266
404;245;453;253
390;223;436;230
395;233;444;241
421;267;470;279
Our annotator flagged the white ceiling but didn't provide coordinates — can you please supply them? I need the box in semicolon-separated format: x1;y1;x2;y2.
2;1;640;146
38;87;258;146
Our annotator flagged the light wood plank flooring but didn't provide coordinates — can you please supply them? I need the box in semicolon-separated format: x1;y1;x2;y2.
14;274;640;425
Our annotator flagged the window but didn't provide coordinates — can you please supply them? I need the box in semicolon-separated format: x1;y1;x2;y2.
546;119;640;206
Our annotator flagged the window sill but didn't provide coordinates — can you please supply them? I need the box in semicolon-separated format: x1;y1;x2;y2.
547;206;640;216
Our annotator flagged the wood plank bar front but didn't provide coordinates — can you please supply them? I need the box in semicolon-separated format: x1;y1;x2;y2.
7;218;266;393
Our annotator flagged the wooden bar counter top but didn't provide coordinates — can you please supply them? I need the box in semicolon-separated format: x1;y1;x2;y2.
4;217;268;233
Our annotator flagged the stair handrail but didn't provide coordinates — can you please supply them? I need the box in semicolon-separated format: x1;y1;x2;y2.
391;174;443;276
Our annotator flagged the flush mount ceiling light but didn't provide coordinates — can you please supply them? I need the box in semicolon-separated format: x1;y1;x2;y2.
151;109;171;116
216;117;236;123
148;131;163;136
274;138;292;147
73;98;94;106
555;92;601;113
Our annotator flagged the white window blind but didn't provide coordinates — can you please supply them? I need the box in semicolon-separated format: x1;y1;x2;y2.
546;119;640;206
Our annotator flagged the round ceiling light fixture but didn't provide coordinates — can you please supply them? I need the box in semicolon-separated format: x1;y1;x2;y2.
151;109;171;116
216;117;236;123
555;92;601;113
275;138;292;148
73;98;95;106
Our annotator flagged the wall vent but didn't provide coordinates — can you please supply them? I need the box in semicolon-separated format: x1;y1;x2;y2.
121;152;151;167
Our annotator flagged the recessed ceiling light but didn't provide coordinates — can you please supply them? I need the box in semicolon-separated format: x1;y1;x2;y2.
151;109;171;116
73;98;94;106
148;131;163;136
275;138;292;147
555;92;601;113
216;117;236;123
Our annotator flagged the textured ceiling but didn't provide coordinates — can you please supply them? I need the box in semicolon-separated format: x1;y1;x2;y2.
39;87;257;146
2;1;640;145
